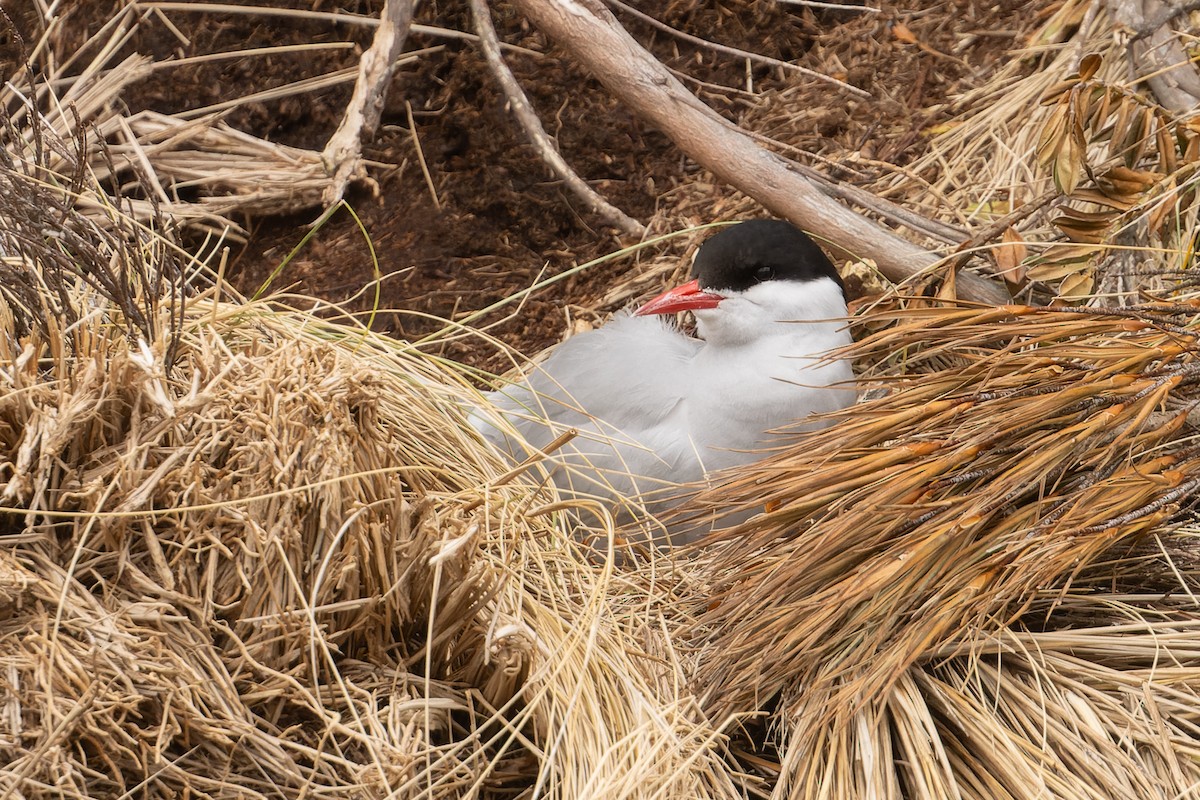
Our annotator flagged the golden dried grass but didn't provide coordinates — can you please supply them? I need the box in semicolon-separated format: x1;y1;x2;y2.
877;1;1200;302
11;233;1200;798
0;123;741;798
687;300;1200;797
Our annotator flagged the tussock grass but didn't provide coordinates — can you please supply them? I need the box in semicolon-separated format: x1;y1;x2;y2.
689;300;1200;797
0;118;739;798
6;1;1200;798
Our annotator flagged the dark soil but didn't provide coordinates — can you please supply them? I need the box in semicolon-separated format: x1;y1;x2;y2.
42;0;1045;371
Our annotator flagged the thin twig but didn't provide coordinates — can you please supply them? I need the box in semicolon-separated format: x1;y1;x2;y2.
139;2;545;59
944;188;1062;272
405;100;441;211
776;0;881;10
468;0;645;237
601;0;870;99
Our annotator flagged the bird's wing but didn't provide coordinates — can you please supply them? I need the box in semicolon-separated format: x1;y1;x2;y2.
471;314;700;453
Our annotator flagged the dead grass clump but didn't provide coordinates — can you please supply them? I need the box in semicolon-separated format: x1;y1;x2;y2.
0;125;741;798
687;300;1200;797
5;4;399;239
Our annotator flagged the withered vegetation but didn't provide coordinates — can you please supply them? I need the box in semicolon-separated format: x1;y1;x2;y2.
0;110;734;797
3;0;1200;798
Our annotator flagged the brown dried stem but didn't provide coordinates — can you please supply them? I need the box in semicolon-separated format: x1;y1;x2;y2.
321;0;416;204
505;0;1011;304
468;0;645;237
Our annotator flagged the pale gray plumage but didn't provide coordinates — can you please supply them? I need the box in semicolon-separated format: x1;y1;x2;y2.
470;220;855;544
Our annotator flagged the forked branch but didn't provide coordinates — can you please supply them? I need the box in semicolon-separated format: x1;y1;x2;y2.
322;0;416;204
506;0;1010;304
468;0;645;237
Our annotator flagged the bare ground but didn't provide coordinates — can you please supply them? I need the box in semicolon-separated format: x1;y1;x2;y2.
48;0;1046;368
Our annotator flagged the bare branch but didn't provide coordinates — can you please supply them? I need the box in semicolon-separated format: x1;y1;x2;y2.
322;0;416;205
506;0;1010;304
601;0;869;99
1125;0;1200;37
1108;0;1200;115
469;0;645;238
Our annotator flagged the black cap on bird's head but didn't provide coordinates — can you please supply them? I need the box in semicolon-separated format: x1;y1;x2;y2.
691;219;843;294
635;219;843;317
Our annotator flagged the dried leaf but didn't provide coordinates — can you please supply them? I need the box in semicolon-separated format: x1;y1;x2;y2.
1069;188;1137;211
1037;101;1071;166
994;227;1028;283
1063;93;1089;194
1038;90;1088;194
1089;85;1113;127
1056;209;1116;224
1184;131;1200;163
1074;84;1093;128
1103;166;1162;195
1110;95;1136;162
1039;79;1080;104
937;264;958;302
1053;208;1116;243
1157;121;1178;174
1054;135;1084;194
1026;262;1085;282
1058;268;1095;298
1131;108;1156;165
1027;244;1103;282
1077;53;1102;81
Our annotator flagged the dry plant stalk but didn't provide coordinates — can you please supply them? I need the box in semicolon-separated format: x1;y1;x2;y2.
689;300;1200;796
0;123;740;799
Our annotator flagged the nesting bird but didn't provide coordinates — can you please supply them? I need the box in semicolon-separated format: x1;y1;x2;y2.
472;219;855;543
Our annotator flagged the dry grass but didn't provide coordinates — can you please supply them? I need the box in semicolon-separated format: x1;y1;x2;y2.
871;1;1200;303
6;1;1200;798
6;2;429;239
0;115;742;797
10;240;1200;797
685;299;1200;797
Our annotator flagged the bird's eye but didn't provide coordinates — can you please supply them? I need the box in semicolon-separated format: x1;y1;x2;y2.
753;265;775;282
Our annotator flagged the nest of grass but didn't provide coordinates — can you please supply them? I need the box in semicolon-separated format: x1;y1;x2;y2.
6;2;1200;798
6;125;1200;799
0;118;739;797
